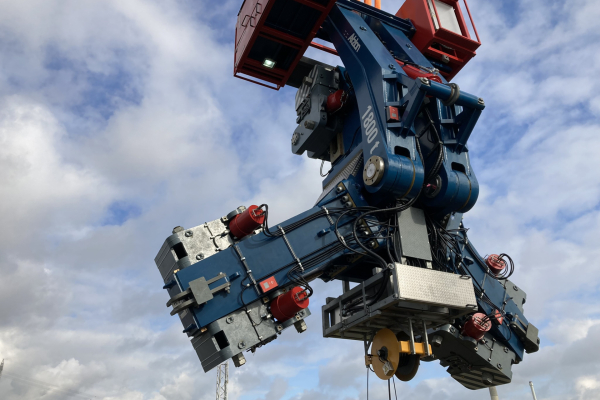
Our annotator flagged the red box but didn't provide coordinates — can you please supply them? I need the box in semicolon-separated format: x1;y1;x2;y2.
259;276;278;293
386;106;400;121
397;0;481;81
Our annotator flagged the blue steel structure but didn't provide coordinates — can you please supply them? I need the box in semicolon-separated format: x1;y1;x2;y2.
154;0;539;391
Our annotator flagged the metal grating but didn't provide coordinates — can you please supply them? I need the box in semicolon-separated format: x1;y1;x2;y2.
394;263;477;309
315;152;363;205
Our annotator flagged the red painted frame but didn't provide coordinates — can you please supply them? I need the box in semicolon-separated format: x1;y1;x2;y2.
234;0;337;90
396;0;481;81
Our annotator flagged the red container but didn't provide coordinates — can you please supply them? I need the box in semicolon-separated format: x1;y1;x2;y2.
326;89;347;113
462;313;491;341
397;0;481;81
229;205;265;239
485;254;506;275
270;286;309;321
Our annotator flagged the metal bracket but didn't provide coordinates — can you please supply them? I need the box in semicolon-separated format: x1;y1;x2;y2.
167;272;231;316
234;245;261;296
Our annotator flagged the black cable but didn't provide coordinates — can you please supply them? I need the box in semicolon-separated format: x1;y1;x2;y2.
423;108;444;181
320;126;361;179
496;253;515;279
350;201;419;270
386;217;396;264
425;213;519;344
334;208;378;261
320;160;331;177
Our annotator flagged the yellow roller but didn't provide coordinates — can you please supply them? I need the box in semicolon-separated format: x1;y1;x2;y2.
367;329;433;381
370;328;400;380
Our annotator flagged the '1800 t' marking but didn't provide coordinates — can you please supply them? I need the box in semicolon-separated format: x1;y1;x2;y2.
362;105;379;154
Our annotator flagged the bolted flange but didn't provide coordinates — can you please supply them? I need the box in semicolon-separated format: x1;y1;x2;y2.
363;156;385;186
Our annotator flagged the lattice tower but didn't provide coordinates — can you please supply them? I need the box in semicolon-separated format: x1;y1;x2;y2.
216;362;228;400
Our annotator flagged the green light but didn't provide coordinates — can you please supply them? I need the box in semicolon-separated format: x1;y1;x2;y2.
263;58;276;68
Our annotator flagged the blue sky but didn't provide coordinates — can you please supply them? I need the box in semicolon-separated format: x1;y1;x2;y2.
0;0;599;399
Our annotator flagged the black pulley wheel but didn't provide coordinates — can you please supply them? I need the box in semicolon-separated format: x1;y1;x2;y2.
394;353;420;381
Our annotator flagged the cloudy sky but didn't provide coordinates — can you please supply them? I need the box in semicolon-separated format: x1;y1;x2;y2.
0;0;599;399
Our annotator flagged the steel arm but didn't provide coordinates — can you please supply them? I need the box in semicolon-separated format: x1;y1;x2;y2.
153;0;539;391
320;1;482;215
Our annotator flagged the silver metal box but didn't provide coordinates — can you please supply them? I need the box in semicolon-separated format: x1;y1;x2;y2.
393;263;477;310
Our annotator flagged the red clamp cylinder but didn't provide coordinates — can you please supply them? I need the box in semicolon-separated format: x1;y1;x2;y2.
485;254;506;275
396;60;442;83
462;313;492;341
326;89;347;113
229;205;265;239
270;286;309;321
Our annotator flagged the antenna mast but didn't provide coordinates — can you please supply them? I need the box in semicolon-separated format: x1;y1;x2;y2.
216;362;228;400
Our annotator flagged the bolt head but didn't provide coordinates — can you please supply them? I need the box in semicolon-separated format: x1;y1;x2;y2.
497;363;502;369
388;63;396;70
196;253;204;260
405;43;412;48
365;162;377;178
291;132;300;145
360;26;367;31
336;186;343;193
294;320;308;333
185;231;193;237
